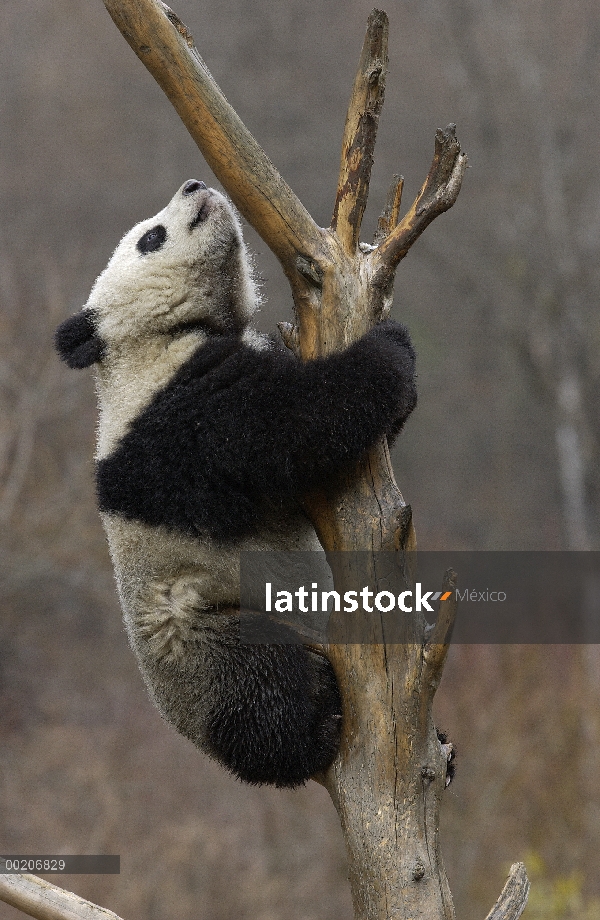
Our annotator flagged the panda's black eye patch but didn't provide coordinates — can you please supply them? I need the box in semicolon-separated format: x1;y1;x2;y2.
137;224;167;255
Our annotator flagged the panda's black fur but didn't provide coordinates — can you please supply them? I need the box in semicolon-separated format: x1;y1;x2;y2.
54;309;106;369
55;180;424;788
95;322;417;543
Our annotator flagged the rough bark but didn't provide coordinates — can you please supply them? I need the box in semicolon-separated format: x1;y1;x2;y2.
0;860;530;920
331;9;389;255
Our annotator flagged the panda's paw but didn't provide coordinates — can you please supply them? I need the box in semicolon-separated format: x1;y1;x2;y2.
367;319;414;352
436;729;456;787
305;648;343;773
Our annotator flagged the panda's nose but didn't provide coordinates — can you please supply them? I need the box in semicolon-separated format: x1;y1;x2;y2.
182;180;207;195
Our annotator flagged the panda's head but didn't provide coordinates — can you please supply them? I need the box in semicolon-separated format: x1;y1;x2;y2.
55;181;259;370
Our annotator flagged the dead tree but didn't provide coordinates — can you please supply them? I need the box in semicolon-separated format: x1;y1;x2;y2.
0;5;529;920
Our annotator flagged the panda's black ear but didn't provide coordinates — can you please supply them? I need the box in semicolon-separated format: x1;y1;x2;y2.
54;310;106;369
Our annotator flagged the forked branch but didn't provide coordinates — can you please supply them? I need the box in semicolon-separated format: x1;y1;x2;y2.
372;124;468;283
102;0;467;311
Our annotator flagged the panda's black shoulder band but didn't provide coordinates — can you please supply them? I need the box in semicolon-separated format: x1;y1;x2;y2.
54;309;106;369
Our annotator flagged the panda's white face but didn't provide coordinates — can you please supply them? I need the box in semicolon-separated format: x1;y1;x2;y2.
85;180;257;351
54;180;262;455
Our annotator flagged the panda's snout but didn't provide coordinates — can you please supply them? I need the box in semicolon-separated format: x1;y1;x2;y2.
182;180;207;195
182;180;214;230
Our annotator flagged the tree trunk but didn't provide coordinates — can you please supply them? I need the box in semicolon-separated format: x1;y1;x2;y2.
99;5;468;920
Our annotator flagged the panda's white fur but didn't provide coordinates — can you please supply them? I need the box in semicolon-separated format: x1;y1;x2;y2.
90;182;258;457
87;183;323;668
55;180;419;787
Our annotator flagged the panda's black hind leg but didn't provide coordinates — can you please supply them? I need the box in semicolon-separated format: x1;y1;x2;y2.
203;617;342;787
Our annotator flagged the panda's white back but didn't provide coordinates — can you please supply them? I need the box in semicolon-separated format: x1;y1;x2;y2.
76;181;323;661
101;503;323;657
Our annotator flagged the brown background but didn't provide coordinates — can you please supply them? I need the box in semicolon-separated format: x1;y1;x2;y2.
1;1;600;918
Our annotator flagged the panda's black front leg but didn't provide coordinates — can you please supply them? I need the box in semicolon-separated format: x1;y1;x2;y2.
232;319;418;502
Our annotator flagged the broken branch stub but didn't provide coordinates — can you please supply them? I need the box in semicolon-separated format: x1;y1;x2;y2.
424;568;459;688
372;124;469;285
373;173;404;245
484;863;531;920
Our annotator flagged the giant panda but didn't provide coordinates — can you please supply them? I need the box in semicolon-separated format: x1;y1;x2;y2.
54;179;418;788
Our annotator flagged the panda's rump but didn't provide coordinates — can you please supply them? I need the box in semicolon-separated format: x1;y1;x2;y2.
100;511;341;787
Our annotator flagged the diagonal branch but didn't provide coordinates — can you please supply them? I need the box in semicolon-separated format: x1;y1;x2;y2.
102;0;325;274
0;873;125;920
331;9;389;254
371;124;468;283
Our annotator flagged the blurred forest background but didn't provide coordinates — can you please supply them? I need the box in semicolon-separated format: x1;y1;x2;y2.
1;1;600;919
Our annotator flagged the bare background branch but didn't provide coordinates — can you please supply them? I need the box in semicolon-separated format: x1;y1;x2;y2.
0;873;125;920
1;1;600;920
